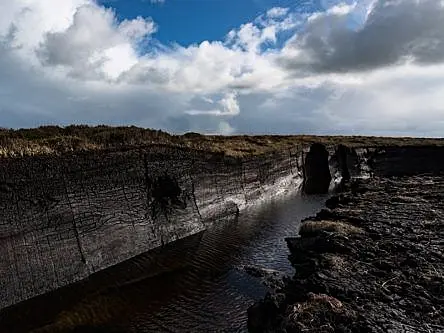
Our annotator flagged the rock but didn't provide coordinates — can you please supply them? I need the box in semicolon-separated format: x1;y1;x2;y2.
242;265;286;290
242;265;281;278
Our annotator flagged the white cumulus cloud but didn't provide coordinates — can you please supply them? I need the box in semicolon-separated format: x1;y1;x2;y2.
0;0;444;136
185;92;240;116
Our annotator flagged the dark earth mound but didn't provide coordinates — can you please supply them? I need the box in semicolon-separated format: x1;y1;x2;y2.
303;143;332;194
249;176;444;332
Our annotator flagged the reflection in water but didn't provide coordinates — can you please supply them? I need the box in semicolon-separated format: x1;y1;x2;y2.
4;194;327;333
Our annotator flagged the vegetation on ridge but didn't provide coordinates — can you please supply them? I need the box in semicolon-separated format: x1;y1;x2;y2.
0;125;443;158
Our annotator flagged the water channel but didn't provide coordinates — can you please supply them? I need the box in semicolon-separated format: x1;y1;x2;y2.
3;193;327;333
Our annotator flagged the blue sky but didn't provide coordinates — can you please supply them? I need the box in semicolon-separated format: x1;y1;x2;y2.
99;0;316;46
1;0;444;136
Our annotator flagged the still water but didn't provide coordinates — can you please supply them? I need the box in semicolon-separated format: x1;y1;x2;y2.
4;193;327;333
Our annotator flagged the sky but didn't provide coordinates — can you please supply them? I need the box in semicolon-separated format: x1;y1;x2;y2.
1;0;444;136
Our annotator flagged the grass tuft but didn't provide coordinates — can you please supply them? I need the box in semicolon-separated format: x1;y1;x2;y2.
299;220;363;237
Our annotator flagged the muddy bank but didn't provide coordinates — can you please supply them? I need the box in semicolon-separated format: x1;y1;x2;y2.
249;176;444;332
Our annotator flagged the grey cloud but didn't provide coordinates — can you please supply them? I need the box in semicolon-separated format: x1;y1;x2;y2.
280;0;444;73
35;4;154;80
36;5;116;79
118;64;172;85
2;35;444;137
2;0;444;137
0;44;185;129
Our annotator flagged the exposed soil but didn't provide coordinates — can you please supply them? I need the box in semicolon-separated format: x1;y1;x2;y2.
248;176;444;332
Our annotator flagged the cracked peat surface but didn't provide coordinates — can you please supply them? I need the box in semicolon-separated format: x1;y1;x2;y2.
250;176;444;333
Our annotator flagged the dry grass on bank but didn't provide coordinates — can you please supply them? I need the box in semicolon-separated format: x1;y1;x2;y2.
285;292;355;332
0;125;443;158
299;220;363;237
